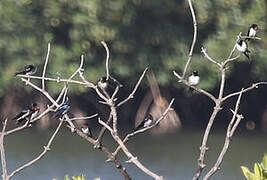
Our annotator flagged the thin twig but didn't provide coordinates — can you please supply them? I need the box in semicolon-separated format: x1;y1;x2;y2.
7;120;63;179
182;0;198;79
117;68;148;107
173;71;216;102
1;119;8;180
17;74;87;86
66;124;132;180
42;43;51;90
101;41;110;81
203;89;244;179
201;47;221;67
222;82;267;101
113;99;174;156
68;114;98;121
98;119;164;180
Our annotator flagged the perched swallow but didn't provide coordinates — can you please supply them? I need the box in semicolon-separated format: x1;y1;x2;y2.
81;123;93;137
13;103;39;124
53;100;70;119
236;39;250;60
246;24;258;41
15;65;37;76
135;114;153;131
188;70;200;86
97;76;108;89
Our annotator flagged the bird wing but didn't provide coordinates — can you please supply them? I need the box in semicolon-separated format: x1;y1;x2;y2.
13;109;30;121
135;120;145;131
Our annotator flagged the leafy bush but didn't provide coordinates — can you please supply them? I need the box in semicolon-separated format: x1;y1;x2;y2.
241;154;267;180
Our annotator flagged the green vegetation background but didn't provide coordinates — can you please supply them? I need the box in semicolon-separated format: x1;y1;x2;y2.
0;0;266;95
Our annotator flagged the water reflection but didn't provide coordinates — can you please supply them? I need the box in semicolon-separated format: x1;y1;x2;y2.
2;128;267;180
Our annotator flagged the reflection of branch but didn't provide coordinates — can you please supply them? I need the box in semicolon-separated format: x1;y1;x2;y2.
182;0;198;79
7;120;63;179
99;118;164;180
203;89;244;180
113;99;174;156
117;68;148;107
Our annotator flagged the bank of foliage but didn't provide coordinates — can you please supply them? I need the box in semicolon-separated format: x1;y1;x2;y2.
0;0;266;95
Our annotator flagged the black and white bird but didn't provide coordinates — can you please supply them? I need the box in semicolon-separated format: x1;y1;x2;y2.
81;123;93;137
246;24;258;41
15;65;37;76
188;70;200;86
135;114;153;131
13;103;39;124
53;100;70;119
97;76;108;89
236;39;250;60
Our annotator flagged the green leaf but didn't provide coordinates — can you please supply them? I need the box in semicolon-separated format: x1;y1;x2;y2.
254;163;263;178
64;175;71;180
262;154;267;170
241;166;261;180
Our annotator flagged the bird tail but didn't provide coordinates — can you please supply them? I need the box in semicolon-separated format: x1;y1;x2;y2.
88;128;93;138
134;124;143;131
14;71;25;76
244;51;250;61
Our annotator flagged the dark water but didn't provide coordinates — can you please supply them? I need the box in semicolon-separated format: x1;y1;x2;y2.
2;127;267;180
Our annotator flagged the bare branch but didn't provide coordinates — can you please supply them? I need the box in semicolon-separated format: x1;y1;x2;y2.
8;120;63;179
5;120;31;136
240;36;261;40
193;104;222;180
1;119;8;180
98;118;164;180
201;47;221;67
68;114;98;122
223;55;240;66
222;82;267;101
117;68;148;107
203;89;244;179
42;43;51;90
17;74;87;86
101;41;110;81
173;71;216;102
113;99;174;156
95;113;113;148
66;124;132;180
182;0;198;79
78;55;96;88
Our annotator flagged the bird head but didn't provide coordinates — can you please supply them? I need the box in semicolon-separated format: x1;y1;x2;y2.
30;103;39;111
251;24;258;30
100;76;107;83
237;39;243;46
193;70;199;76
82;123;88;129
147;114;153;121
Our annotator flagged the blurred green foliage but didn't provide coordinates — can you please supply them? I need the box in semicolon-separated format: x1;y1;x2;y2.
0;0;266;95
241;154;267;180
